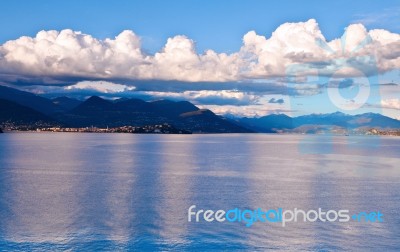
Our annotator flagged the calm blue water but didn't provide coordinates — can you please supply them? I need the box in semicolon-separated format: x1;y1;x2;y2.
0;133;399;251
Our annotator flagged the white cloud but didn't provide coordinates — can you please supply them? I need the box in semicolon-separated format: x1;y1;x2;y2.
198;104;292;117
381;99;400;110
0;19;399;82
241;20;400;78
65;81;135;93
142;90;259;105
0;30;238;82
196;94;292;117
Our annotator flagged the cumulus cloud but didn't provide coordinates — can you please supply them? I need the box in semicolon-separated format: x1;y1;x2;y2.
0;29;238;82
140;90;260;106
0;19;399;84
13;81;137;99
241;20;400;78
199;104;294;117
381;99;400;110
65;80;135;93
0;20;399;117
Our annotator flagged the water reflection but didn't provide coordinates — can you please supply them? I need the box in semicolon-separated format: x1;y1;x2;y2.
0;133;399;250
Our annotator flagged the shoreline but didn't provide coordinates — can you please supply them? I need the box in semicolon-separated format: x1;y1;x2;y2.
1;130;399;137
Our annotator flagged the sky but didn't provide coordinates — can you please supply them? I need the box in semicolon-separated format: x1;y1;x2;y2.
0;0;399;118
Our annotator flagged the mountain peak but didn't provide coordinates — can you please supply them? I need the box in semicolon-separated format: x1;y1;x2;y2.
264;113;292;119
70;96;113;114
81;96;113;106
360;112;380;117
86;96;106;102
324;111;349;117
330;111;346;116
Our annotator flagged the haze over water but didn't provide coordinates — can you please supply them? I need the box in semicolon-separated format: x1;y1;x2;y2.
0;133;399;251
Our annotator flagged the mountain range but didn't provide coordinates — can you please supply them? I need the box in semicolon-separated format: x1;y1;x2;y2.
0;85;251;133
0;85;399;133
236;112;400;133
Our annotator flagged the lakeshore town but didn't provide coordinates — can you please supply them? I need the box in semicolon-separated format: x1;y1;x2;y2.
0;123;192;134
1;122;400;136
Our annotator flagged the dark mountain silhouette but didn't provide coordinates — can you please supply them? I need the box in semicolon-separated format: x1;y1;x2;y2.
0;98;58;127
57;96;252;133
52;97;82;111
177;109;250;133
0;85;63;115
114;98;151;112
1;85;399;133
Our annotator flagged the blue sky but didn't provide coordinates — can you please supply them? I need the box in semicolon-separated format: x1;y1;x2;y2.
1;0;399;53
0;0;399;118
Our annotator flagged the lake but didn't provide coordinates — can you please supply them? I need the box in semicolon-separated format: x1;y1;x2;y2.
0;133;399;251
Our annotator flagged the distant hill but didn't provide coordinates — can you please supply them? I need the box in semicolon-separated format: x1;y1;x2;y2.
239;114;293;132
56;96;252;133
52;97;82;111
294;112;400;129
0;98;58;127
178;109;251;133
1;85;399;134
0;85;252;133
238;112;400;133
0;85;63;115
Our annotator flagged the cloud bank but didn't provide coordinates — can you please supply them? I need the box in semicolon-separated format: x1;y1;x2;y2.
65;80;135;93
1;19;399;83
381;99;400;110
0;19;398;119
